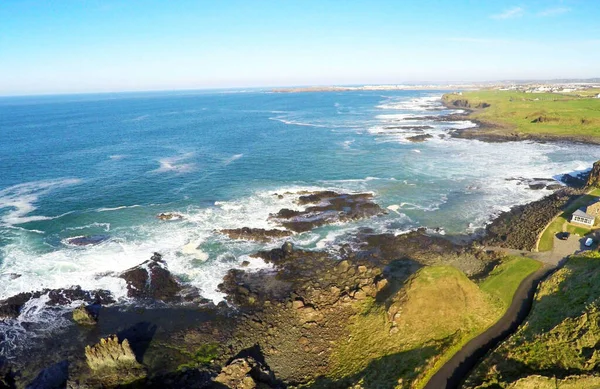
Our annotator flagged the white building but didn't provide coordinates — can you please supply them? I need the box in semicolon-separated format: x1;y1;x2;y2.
571;209;595;226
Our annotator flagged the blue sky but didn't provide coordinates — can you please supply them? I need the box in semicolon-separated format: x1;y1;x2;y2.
0;0;599;95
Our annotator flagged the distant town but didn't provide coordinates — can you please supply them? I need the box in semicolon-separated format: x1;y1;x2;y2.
273;80;600;96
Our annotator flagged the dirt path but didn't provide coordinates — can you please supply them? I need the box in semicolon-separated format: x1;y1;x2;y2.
424;235;586;389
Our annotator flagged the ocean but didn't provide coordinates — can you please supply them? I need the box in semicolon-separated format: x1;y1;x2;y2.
1;89;600;355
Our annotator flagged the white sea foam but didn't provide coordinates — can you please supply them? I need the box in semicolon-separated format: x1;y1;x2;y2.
0;184;365;305
151;153;197;174
269;116;328;128
65;222;111;232
223;153;244;165
376;95;444;111
0;179;81;226
96;205;141;212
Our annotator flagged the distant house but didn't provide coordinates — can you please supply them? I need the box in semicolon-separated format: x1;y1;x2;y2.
596;93;600;99
571;209;595;227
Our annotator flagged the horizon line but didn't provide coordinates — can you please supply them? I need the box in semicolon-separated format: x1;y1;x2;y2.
1;77;599;98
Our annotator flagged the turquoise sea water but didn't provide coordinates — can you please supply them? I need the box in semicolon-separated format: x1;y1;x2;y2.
1;89;600;308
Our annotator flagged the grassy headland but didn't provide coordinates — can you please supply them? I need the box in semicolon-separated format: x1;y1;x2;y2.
442;90;600;143
464;252;600;388
319;258;540;388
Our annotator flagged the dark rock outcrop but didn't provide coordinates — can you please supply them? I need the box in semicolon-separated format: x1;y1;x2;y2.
586;160;600;188
482;187;584;250
65;235;109;246
157;212;184;221
0;287;114;320
406;134;433;143
351;229;497;277
119;253;183;302
220;227;293;243
447;99;490;109
269;191;386;233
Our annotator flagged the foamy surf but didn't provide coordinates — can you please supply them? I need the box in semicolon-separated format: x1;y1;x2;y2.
0;179;82;226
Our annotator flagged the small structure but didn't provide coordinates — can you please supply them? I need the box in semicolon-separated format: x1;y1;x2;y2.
571;209;595;226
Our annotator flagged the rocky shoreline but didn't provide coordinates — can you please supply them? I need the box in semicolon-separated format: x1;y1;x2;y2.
1;169;599;389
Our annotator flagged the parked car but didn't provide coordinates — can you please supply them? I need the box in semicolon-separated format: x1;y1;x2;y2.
557;232;570;240
585;238;594;247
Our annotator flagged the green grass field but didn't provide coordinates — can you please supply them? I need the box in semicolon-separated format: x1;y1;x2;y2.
479;256;542;308
324;259;541;389
464;252;600;388
537;188;600;251
443;90;600;140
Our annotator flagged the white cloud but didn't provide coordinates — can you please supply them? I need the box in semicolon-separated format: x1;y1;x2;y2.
491;6;525;19
537;7;571;16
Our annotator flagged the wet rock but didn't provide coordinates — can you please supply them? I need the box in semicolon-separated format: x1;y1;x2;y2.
269;191;386;233
561;173;589;188
65;235;109;246
220;227;293;243
406;134;433;143
0;287;114;320
528;183;546;190
119;253;183;301
72;304;97;326
157;212;184;221
0;292;33;320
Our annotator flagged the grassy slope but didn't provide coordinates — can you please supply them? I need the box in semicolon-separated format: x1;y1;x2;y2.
538;188;600;251
465;253;600;388
443;90;600;139
479;257;542;307
319;259;540;389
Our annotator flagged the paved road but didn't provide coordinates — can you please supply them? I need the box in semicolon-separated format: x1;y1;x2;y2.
424;234;588;389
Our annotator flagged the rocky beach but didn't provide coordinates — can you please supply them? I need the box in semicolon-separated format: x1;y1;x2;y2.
2;161;600;389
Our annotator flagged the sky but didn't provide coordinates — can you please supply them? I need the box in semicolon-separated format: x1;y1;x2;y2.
0;0;599;95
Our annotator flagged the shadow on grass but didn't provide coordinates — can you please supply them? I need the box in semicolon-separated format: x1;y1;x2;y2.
306;345;440;389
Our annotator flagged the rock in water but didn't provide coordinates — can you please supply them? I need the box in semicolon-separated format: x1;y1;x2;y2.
83;335;146;386
587;160;600;188
119;252;182;301
220;227;293;243
65;235;109;246
0;287;114;321
72;304;97;326
156;212;184;221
